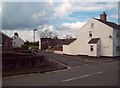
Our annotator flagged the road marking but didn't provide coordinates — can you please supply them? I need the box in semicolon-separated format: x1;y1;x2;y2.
50;59;71;69
62;71;103;82
46;68;70;74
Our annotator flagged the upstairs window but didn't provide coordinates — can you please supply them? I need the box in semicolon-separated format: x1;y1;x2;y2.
89;31;92;37
91;23;94;29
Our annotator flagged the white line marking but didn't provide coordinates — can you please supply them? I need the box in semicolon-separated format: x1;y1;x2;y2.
63;71;103;82
50;59;71;69
46;68;70;74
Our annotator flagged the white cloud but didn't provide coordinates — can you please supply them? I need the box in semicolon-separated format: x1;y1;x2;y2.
32;11;46;19
54;2;118;18
62;21;86;30
48;0;53;4
72;2;118;12
3;2;118;30
56;21;87;38
54;2;72;17
110;14;118;18
2;25;57;42
2;0;120;2
2;29;34;42
0;2;1;12
2;2;118;39
38;24;55;32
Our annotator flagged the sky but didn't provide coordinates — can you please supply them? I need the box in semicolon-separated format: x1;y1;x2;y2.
1;0;119;42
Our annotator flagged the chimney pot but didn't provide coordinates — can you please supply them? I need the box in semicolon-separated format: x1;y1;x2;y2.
100;11;107;21
14;32;18;36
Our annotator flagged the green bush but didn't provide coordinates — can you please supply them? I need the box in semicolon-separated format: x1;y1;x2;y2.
22;44;29;49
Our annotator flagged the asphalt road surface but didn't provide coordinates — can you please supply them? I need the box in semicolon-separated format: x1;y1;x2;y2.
37;51;115;68
2;51;119;86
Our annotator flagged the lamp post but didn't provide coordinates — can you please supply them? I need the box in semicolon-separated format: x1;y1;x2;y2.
33;29;37;42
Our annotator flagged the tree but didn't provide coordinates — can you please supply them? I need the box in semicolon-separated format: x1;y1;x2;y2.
24;40;29;45
65;34;73;39
40;30;58;39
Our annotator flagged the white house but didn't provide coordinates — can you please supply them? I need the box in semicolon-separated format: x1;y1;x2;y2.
12;33;24;48
63;12;120;57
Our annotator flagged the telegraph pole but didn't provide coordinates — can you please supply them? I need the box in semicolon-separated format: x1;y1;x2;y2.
33;29;37;42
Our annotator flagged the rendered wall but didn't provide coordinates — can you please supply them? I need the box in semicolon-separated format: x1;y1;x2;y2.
63;18;114;56
12;36;24;48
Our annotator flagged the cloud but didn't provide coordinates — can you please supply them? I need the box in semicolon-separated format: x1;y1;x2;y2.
54;2;72;17
72;2;118;12
55;21;87;38
2;2;54;30
32;11;47;19
54;2;118;18
118;2;120;24
62;21;86;30
2;29;34;42
0;2;1;12
0;2;2;28
2;2;118;30
1;21;86;41
2;2;118;41
2;0;120;2
110;14;118;18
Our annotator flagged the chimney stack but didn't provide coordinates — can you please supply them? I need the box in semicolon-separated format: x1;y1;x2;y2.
100;11;107;21
14;32;18;36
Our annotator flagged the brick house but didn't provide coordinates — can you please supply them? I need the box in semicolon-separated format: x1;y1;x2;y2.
0;32;13;50
39;38;76;51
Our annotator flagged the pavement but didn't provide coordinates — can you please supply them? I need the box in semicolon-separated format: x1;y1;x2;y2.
2;50;119;86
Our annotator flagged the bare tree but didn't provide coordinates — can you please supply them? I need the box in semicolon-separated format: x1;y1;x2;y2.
65;34;73;39
40;30;58;39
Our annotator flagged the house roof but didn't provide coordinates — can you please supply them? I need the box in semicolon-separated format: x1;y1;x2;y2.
88;38;100;44
95;18;119;29
0;31;12;39
40;38;76;45
57;38;76;45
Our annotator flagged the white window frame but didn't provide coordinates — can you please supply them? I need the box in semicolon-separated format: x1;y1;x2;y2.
90;45;93;51
91;23;94;29
89;31;92;37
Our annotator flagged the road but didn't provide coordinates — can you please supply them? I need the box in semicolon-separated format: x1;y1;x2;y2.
38;51;114;68
2;51;119;86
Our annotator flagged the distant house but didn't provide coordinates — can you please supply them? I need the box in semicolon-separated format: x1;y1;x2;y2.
63;12;120;57
0;31;13;50
12;33;24;48
39;38;76;52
